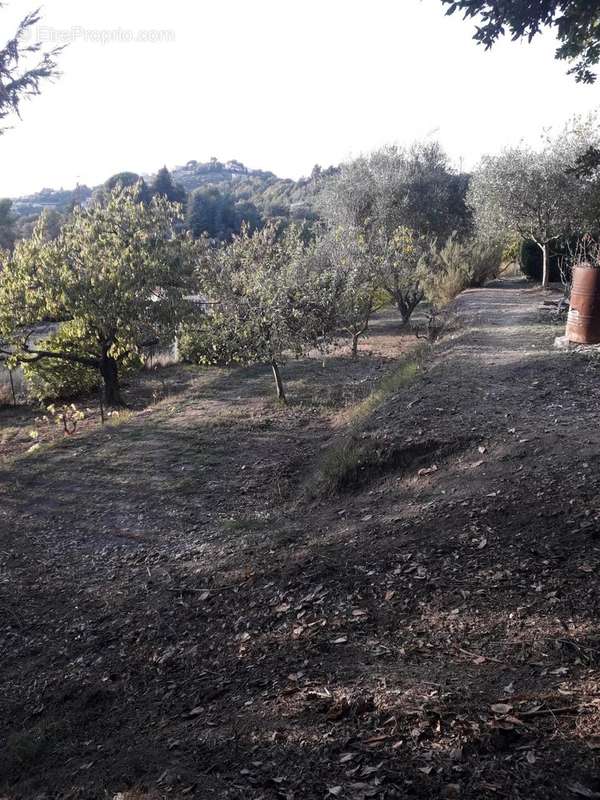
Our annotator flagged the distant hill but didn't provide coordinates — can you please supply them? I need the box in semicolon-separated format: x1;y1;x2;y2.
11;185;93;217
10;158;339;224
168;158;277;192
167;157;324;222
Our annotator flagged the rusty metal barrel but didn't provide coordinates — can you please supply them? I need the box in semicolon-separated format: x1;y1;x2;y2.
566;264;600;344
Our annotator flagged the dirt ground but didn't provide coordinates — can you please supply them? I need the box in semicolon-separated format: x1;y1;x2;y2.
3;280;600;800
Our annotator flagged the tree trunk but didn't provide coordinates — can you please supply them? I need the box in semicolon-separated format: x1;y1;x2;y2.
541;241;550;289
271;360;286;403
8;368;16;407
99;354;124;407
397;290;422;326
397;299;412;326
397;299;407;324
351;332;360;359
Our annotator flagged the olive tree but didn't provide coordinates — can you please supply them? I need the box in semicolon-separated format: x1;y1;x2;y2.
318;143;470;325
197;223;340;401
0;187;198;406
316;226;389;356
372;226;430;324
319;142;470;241
468;119;599;288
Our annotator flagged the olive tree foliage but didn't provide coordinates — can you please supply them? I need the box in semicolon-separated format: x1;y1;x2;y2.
468;118;600;288
194;222;340;402
0;187;198;406
320;142;469;239
372;226;431;324
318;143;470;325
1;4;62;131
567;145;600;229
311;226;382;358
440;1;600;83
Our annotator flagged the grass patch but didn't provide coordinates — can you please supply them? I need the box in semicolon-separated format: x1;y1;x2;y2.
312;344;431;495
318;437;376;494
221;513;272;534
318;435;470;494
104;409;135;427
348;344;429;427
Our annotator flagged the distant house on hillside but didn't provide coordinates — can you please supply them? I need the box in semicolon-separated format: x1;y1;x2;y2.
225;160;248;174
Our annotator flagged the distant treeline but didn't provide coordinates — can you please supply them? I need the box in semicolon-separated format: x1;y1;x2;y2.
2;158;343;247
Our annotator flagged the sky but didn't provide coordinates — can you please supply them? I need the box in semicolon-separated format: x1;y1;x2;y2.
1;0;599;197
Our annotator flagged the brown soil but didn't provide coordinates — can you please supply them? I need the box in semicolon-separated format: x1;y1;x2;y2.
2;281;600;800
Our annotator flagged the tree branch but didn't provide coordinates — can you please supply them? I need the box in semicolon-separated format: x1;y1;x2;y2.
10;346;99;368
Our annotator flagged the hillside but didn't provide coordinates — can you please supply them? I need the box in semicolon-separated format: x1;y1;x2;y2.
167;158;330;222
3;280;600;799
11;185;93;218
10;158;334;222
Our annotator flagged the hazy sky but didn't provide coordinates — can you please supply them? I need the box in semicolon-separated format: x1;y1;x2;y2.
1;0;599;196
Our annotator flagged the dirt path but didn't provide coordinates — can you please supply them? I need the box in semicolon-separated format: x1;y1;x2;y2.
3;281;600;800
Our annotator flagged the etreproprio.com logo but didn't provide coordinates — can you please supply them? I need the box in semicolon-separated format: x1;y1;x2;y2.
33;26;176;45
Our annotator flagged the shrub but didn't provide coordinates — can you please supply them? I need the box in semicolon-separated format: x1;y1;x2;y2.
467;239;504;287
179;313;256;366
424;235;503;308
24;322;100;402
427;264;470;309
23;320;141;403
